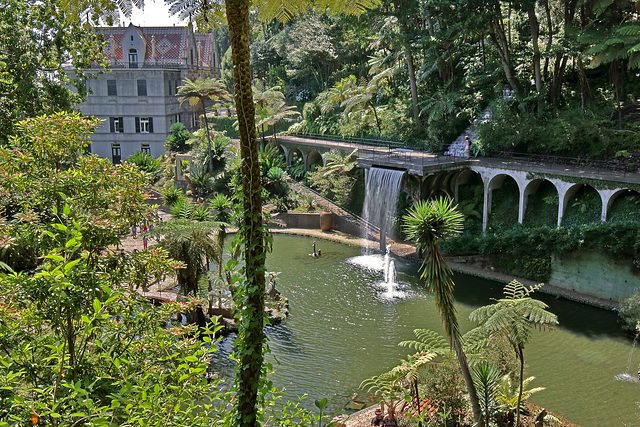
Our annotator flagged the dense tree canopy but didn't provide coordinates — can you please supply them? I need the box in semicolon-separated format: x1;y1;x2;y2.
0;0;105;142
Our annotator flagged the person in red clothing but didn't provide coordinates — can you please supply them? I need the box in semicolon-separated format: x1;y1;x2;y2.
383;407;398;427
465;135;471;157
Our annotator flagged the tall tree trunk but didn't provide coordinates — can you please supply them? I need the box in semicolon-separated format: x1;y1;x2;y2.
426;248;483;424
202;101;214;173
542;0;553;79
577;56;592;109
403;40;421;128
226;1;266;427
369;102;382;134
528;6;542;111
488;6;523;95
516;345;525;427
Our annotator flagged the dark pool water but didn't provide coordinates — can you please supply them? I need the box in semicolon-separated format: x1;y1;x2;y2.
213;235;640;426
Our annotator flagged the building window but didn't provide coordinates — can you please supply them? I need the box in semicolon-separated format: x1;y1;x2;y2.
191;113;197;128
111;144;121;165
135;117;153;133
168;81;172;96
128;49;138;68
141;144;151;154
175;114;181;123
109;117;124;133
137;79;147;96
107;79;117;96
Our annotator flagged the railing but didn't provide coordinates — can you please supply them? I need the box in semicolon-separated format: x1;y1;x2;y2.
281;132;640;176
355;145;470;171
284;132;406;148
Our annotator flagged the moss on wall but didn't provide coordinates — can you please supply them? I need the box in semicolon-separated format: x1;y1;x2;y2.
550;251;640;301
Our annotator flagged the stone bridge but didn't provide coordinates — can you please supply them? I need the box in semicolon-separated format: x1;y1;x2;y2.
275;135;640;233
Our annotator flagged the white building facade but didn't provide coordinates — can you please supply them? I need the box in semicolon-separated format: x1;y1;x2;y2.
76;23;219;163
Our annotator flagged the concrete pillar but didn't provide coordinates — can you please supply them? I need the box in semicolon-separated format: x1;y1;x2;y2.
482;180;491;233
517;184;526;224
598;189;620;222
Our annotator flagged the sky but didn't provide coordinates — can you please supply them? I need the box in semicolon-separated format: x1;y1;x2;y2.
125;0;186;26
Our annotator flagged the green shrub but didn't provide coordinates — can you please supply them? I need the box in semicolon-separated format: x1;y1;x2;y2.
619;286;640;331
165;123;192;152
208;116;239;139
163;185;184;207
128;151;160;173
421;355;472;426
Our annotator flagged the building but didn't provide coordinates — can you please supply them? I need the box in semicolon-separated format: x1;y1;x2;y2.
76;23;219;163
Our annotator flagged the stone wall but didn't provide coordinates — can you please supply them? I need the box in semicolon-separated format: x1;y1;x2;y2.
549;250;640;302
270;212;362;237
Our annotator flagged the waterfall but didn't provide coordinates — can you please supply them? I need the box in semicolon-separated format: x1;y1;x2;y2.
362;167;405;250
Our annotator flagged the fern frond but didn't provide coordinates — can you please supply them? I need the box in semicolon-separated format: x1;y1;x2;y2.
617;24;640;37
317;0;382;17
258;0;313;23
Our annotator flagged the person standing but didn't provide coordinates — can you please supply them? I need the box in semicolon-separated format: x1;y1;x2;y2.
465;136;471;157
383;407;398;427
143;235;148;250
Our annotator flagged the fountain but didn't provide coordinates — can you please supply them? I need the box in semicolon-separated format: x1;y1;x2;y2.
382;260;397;298
362;167;405;251
616;325;640;383
209;235;640;426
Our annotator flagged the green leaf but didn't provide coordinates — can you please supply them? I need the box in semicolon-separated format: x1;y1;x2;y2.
93;298;102;313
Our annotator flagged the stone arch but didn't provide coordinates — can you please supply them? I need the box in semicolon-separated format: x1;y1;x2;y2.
287;147;304;169
606;189;640;221
421;171;457;201
486;174;520;232
278;145;289;164
562;183;602;225
306;149;324;171
453;169;482;203
522;179;559;227
453;169;484;235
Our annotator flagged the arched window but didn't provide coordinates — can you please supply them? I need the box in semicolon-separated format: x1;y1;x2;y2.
128;48;138;68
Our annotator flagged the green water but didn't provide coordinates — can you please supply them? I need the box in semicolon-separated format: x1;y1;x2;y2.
217;235;640;426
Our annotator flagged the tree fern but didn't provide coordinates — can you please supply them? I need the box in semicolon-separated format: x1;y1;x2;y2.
469;280;558;426
398;328;450;355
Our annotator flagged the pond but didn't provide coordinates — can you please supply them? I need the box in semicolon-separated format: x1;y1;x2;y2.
213;235;640;426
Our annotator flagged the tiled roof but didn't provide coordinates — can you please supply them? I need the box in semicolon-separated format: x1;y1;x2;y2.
96;25;214;67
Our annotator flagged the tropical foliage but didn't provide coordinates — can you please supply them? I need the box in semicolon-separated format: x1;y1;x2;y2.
403;197;483;423
470;280;559;426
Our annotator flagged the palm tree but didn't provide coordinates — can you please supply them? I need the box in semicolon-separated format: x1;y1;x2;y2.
340;68;393;134
176;77;230;173
62;1;378;426
224;4;378;425
403;197;483;424
150;219;221;297
248;85;300;143
469;280;558;427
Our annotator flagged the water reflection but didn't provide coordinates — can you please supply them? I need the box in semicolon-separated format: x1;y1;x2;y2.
210;235;638;426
